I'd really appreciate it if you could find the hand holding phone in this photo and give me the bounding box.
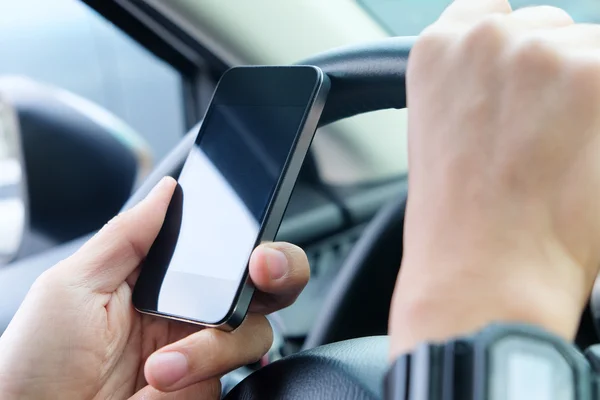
[133,66,329,329]
[0,173,313,397]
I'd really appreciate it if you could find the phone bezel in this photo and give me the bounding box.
[133,65,330,330]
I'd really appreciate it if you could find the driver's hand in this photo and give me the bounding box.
[0,177,310,399]
[390,0,600,356]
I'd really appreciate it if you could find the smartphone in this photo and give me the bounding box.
[132,66,329,330]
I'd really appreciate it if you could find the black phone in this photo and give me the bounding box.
[132,65,330,330]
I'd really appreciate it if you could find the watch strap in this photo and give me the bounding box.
[385,323,597,400]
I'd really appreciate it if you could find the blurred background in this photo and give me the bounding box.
[2,0,597,165]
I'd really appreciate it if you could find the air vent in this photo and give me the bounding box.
[305,224,365,279]
[275,224,366,337]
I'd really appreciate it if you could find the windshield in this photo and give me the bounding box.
[358,0,600,35]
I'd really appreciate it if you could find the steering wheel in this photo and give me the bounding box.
[1,36,598,399]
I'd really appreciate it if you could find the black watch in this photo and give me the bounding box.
[385,323,600,400]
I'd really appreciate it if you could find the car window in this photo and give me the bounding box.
[358,0,600,36]
[0,0,186,161]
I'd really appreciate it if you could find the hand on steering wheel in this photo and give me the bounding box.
[0,177,310,399]
[391,0,600,356]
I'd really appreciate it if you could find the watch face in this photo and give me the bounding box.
[488,336,574,400]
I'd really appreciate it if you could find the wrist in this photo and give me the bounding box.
[389,255,587,359]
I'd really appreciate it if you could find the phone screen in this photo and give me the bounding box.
[133,67,323,324]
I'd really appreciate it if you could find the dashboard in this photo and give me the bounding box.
[275,177,408,339]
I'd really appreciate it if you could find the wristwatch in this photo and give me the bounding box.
[385,323,600,400]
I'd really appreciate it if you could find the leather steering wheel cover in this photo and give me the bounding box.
[224,336,389,400]
[300,36,415,127]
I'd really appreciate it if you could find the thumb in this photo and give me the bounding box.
[60,177,176,293]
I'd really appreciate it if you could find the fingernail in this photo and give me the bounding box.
[147,352,188,387]
[264,247,288,280]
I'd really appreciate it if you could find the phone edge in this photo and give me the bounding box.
[135,66,331,331]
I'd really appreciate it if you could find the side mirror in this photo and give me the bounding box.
[0,95,28,264]
[0,76,153,244]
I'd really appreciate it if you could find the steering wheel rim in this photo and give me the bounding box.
[301,36,414,127]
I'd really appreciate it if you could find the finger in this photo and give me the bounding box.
[533,24,600,52]
[64,177,176,293]
[129,380,221,400]
[439,0,511,25]
[510,6,574,30]
[248,242,310,314]
[144,313,272,392]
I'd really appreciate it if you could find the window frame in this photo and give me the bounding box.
[81,0,228,131]
[80,0,326,187]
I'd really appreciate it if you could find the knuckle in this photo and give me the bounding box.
[411,23,460,61]
[33,268,57,289]
[255,315,273,355]
[104,212,128,232]
[31,266,67,294]
[414,28,451,51]
[462,15,509,52]
[189,329,225,375]
[409,30,450,72]
[286,245,309,272]
[240,314,272,359]
[509,35,561,75]
[202,327,222,347]
[100,212,146,261]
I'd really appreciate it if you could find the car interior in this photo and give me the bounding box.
[1,1,599,399]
